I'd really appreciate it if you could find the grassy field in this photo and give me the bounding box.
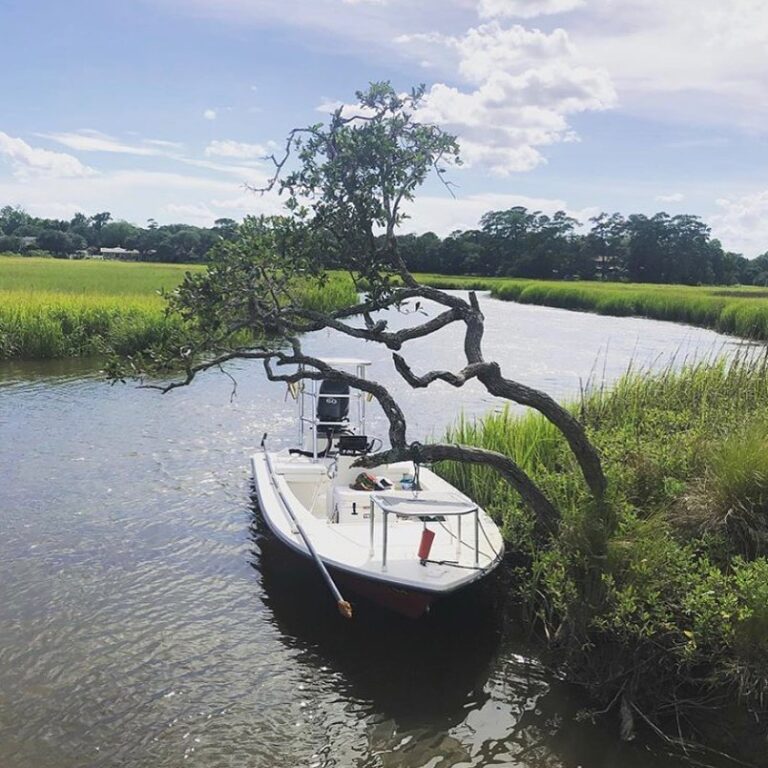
[0,255,357,359]
[0,256,192,358]
[438,354,768,738]
[415,273,768,340]
[7,255,768,358]
[0,254,204,295]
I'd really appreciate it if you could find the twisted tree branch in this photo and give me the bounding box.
[356,441,559,534]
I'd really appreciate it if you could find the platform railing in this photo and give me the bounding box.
[368,494,481,571]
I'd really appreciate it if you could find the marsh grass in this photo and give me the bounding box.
[492,279,768,340]
[437,352,768,721]
[681,422,768,559]
[0,257,358,359]
[411,272,768,341]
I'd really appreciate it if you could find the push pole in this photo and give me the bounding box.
[263,448,352,619]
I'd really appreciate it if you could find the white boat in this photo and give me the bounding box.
[251,358,504,618]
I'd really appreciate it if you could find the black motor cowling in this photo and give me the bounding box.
[317,379,350,431]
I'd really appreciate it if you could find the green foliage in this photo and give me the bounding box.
[275,82,460,298]
[0,254,203,294]
[681,422,768,558]
[0,204,229,263]
[400,208,753,285]
[438,356,768,717]
[0,253,356,359]
[0,290,180,358]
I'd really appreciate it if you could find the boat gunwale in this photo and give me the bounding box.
[251,452,504,598]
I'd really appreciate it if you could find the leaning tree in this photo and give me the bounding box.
[108,82,606,539]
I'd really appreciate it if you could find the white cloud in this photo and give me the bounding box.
[161,202,219,223]
[41,129,164,156]
[0,131,96,179]
[316,99,344,113]
[656,192,684,203]
[478,0,584,19]
[399,22,615,174]
[156,0,768,130]
[204,139,269,159]
[203,109,217,120]
[0,164,282,229]
[709,191,768,257]
[144,138,186,150]
[403,191,597,236]
[571,0,768,127]
[41,129,268,183]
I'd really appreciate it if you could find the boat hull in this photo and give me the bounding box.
[251,451,504,619]
[257,503,439,618]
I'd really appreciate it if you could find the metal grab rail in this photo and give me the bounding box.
[368,493,481,571]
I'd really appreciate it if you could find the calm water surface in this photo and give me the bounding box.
[1,295,744,767]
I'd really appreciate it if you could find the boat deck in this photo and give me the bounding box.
[252,450,504,595]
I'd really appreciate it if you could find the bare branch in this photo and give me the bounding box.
[287,306,460,350]
[393,354,487,387]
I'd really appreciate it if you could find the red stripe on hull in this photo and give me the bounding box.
[331,568,435,619]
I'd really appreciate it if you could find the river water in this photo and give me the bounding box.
[0,295,743,768]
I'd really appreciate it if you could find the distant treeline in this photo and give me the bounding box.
[4,203,768,285]
[0,205,239,263]
[397,209,768,286]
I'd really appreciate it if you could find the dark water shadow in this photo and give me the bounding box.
[248,498,506,730]
[247,493,750,768]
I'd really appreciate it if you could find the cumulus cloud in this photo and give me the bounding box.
[478,0,584,19]
[570,0,768,127]
[203,109,217,120]
[0,131,96,179]
[398,22,615,174]
[709,191,768,257]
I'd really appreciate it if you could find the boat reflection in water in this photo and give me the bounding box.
[250,505,708,768]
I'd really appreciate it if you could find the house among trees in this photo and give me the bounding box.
[99,246,141,260]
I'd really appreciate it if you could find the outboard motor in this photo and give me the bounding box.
[317,379,350,434]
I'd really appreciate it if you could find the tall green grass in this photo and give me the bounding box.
[487,278,768,340]
[412,272,768,341]
[0,290,181,358]
[0,257,358,359]
[438,354,768,723]
[0,255,202,295]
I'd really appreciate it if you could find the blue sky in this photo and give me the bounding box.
[2,0,768,255]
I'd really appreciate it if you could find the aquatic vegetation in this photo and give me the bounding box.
[439,354,768,726]
[680,422,768,559]
[0,290,179,358]
[0,256,358,359]
[0,254,202,295]
[411,273,768,341]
